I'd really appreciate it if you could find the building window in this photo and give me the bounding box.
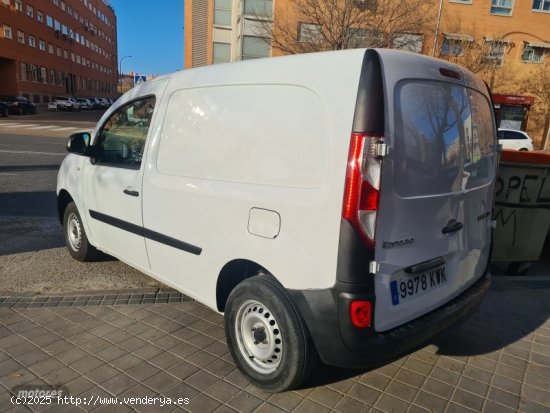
[46,15,53,27]
[26,4,33,17]
[2,0,10,6]
[441,34,473,55]
[60,1,66,11]
[243,0,272,18]
[490,0,514,16]
[48,43,54,53]
[28,35,35,47]
[3,25,12,39]
[29,64,38,82]
[57,71,63,86]
[50,69,55,84]
[484,41,506,65]
[53,0,59,6]
[37,11,43,22]
[39,40,46,51]
[15,0,21,11]
[297,23,322,43]
[54,20,61,31]
[214,0,232,26]
[40,67,47,84]
[522,45,545,63]
[450,0,472,3]
[17,30,24,43]
[242,35,270,59]
[20,62,26,81]
[63,49,68,59]
[392,33,423,53]
[213,42,231,64]
[532,0,550,11]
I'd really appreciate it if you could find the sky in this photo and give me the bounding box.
[109,0,184,76]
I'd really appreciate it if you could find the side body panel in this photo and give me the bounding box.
[141,50,366,308]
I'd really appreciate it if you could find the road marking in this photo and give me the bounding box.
[0,123,19,127]
[5,124,40,128]
[0,149,65,156]
[27,125,57,130]
[0,173,19,176]
[51,127,78,131]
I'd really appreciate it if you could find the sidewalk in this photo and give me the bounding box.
[1,276,549,413]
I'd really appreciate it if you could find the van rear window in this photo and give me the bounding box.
[394,81,495,197]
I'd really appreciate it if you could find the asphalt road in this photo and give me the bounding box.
[0,112,162,294]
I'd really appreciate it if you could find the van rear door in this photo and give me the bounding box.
[372,50,497,332]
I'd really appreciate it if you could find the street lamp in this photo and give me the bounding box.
[119,55,132,94]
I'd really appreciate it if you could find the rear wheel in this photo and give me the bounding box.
[225,275,318,392]
[63,202,100,262]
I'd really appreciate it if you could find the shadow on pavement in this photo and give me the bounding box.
[0,190,57,217]
[0,164,61,172]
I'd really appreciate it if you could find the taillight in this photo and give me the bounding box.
[350,300,372,328]
[342,133,384,248]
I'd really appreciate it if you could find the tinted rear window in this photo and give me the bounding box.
[394,81,495,196]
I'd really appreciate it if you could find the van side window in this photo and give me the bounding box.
[94,96,156,169]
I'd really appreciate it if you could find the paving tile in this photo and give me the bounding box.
[374,393,410,413]
[15,349,51,367]
[307,387,343,409]
[462,365,494,384]
[162,381,200,401]
[142,371,180,393]
[204,358,235,378]
[28,358,66,377]
[94,345,128,362]
[166,360,200,381]
[205,380,240,403]
[186,351,217,369]
[111,354,143,370]
[186,393,221,413]
[358,373,391,391]
[64,376,97,396]
[184,370,220,391]
[56,348,88,365]
[394,368,425,388]
[481,400,517,413]
[42,366,80,385]
[87,364,121,384]
[518,399,549,413]
[149,352,182,370]
[451,388,484,412]
[126,361,162,382]
[521,383,550,407]
[116,336,148,353]
[267,391,304,411]
[226,390,263,413]
[292,399,330,413]
[102,373,140,395]
[346,382,380,405]
[384,380,417,403]
[422,378,454,399]
[168,342,199,359]
[69,355,105,374]
[445,402,478,413]
[457,375,489,398]
[131,344,165,360]
[414,390,447,412]
[334,396,369,413]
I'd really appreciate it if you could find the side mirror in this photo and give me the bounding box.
[66,132,91,155]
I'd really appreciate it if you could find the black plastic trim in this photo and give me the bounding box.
[405,257,445,274]
[335,219,375,286]
[288,270,491,368]
[352,49,385,134]
[89,210,202,255]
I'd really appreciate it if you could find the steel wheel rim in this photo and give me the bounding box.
[67,212,82,252]
[235,299,283,374]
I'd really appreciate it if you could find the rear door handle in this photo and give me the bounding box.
[442,219,463,234]
[123,188,139,197]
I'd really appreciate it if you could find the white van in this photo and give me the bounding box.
[57,49,496,392]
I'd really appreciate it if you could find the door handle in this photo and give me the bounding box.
[123,188,139,197]
[442,219,463,234]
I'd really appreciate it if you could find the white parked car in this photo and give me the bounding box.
[76,98,92,110]
[57,49,496,392]
[497,128,534,151]
[49,96,79,111]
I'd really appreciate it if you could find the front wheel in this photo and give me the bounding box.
[63,202,99,262]
[225,275,318,392]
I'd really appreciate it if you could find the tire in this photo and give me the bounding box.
[225,275,318,392]
[63,202,100,262]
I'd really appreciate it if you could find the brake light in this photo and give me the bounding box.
[350,300,372,328]
[342,133,384,248]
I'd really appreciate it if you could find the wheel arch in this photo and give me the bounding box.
[216,259,271,312]
[57,189,74,224]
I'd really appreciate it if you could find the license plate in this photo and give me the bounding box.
[390,266,447,305]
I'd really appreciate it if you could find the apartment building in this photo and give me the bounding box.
[0,0,118,104]
[184,0,550,142]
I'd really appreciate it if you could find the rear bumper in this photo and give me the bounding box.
[288,272,491,368]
